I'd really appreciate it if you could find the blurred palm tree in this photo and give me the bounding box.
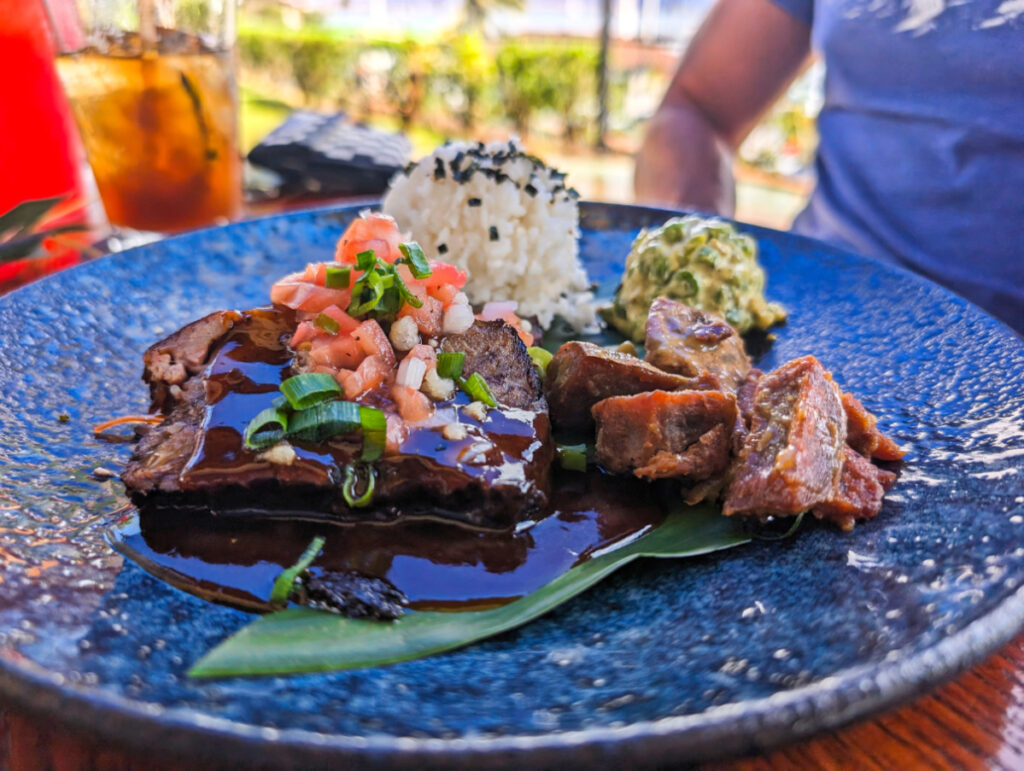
[460,0,525,34]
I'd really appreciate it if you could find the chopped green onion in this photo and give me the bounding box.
[271,395,288,410]
[436,352,465,380]
[355,250,377,271]
[269,535,326,607]
[288,400,361,443]
[342,246,433,322]
[280,373,342,410]
[324,265,351,289]
[527,347,553,378]
[374,287,402,317]
[397,242,432,279]
[348,269,386,316]
[314,313,340,335]
[390,262,423,309]
[342,464,376,508]
[359,406,387,461]
[556,443,589,472]
[461,371,497,408]
[243,406,289,450]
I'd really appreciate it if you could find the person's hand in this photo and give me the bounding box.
[634,0,812,215]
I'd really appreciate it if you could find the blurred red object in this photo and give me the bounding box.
[0,0,90,291]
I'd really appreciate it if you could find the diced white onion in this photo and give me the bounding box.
[396,355,427,391]
[443,303,475,335]
[388,315,420,352]
[479,301,518,321]
[422,368,456,401]
[453,291,469,306]
[442,422,468,441]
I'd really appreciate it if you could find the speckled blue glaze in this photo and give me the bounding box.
[1,202,1023,768]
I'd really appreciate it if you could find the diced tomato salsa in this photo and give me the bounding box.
[269,212,529,431]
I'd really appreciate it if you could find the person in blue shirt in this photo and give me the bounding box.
[634,0,1023,334]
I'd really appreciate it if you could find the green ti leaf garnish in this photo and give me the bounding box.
[189,503,749,677]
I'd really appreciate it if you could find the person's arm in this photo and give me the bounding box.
[634,0,812,215]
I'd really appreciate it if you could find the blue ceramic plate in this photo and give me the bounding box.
[1,203,1023,767]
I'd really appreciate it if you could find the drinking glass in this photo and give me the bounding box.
[44,0,241,233]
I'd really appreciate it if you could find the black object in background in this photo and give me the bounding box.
[248,112,412,197]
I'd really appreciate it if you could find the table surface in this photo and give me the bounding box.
[2,201,1022,769]
[3,634,1023,769]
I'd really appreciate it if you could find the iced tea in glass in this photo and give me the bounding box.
[46,0,241,233]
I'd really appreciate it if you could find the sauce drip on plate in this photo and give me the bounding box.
[110,470,666,613]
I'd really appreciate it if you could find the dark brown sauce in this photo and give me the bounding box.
[179,309,549,495]
[114,308,667,613]
[110,469,667,612]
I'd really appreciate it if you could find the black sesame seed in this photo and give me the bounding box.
[489,226,499,241]
[434,157,445,179]
[524,183,538,197]
[438,243,448,254]
[468,198,482,207]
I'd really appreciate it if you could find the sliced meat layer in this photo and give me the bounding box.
[440,320,542,410]
[143,309,245,412]
[723,355,847,518]
[813,446,898,530]
[123,308,553,530]
[545,340,717,431]
[841,391,905,461]
[592,390,737,481]
[644,297,751,393]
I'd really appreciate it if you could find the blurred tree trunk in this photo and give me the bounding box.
[596,0,612,150]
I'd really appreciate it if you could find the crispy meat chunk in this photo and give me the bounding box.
[841,391,905,461]
[440,320,542,410]
[545,340,717,431]
[300,571,408,620]
[123,379,209,494]
[733,367,763,454]
[813,446,898,530]
[723,356,847,518]
[143,310,244,412]
[644,298,751,393]
[592,390,737,481]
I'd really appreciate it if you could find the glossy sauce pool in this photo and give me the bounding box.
[112,308,669,613]
[110,469,667,613]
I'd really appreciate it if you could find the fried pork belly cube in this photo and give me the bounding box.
[732,367,763,454]
[812,446,898,530]
[545,340,717,431]
[723,356,847,518]
[644,297,752,393]
[592,390,737,481]
[841,391,905,461]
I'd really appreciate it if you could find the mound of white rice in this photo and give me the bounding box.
[382,139,595,330]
